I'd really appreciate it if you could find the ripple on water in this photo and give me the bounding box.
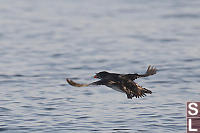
[163,13,200,19]
[0,128,8,131]
[0,107,11,112]
[44,107,56,111]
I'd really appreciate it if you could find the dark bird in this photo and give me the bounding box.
[66,65,157,99]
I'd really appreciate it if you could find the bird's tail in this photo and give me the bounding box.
[130,84,152,98]
[142,88,152,94]
[136,83,152,94]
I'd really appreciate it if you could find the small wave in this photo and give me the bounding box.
[0,128,8,131]
[0,107,11,112]
[113,128,131,131]
[182,58,200,62]
[77,116,91,119]
[163,13,200,19]
[44,107,56,111]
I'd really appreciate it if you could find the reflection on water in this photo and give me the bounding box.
[0,0,200,132]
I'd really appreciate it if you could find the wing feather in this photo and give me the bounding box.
[66,78,105,87]
[66,79,89,87]
[121,65,157,80]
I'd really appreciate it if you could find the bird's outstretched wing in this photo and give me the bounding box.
[66,79,90,87]
[121,65,157,80]
[141,65,157,77]
[66,78,105,87]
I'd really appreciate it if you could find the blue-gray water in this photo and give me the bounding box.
[0,0,200,132]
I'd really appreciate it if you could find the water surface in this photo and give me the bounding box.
[0,0,200,132]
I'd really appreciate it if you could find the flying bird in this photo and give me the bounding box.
[66,65,157,99]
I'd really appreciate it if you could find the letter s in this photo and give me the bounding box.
[188,102,198,116]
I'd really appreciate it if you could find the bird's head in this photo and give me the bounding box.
[94,71,109,79]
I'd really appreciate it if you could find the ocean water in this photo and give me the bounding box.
[0,0,200,132]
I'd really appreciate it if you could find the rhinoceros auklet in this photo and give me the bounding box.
[66,65,157,99]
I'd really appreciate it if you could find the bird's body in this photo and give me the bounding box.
[67,65,157,99]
